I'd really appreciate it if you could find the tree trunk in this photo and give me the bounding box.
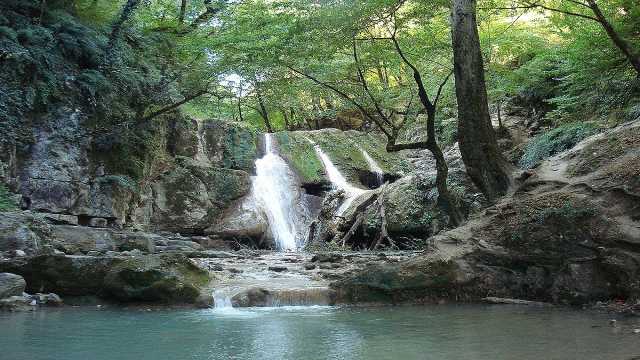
[586,0,640,77]
[451,0,510,201]
[178,0,187,23]
[256,89,273,133]
[108,0,142,50]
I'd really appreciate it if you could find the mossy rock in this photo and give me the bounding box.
[104,254,209,303]
[273,129,410,187]
[151,158,251,233]
[332,259,463,304]
[203,120,257,172]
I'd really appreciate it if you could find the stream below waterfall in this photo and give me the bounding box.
[1,305,639,360]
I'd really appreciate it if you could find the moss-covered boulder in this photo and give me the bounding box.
[273,129,409,188]
[0,254,118,296]
[0,253,209,304]
[151,158,251,233]
[104,254,209,303]
[332,258,473,304]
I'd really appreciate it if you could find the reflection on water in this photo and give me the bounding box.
[1,305,639,360]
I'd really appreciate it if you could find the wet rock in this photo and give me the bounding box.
[89,218,108,228]
[231,287,269,307]
[227,268,242,274]
[268,266,288,272]
[0,272,26,298]
[194,292,214,308]
[103,254,209,303]
[206,194,268,246]
[0,295,34,311]
[304,263,317,270]
[30,292,63,306]
[43,213,79,225]
[311,253,343,263]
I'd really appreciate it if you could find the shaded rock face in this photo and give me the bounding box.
[10,108,135,225]
[1,108,258,239]
[0,272,26,298]
[0,212,50,254]
[0,254,209,304]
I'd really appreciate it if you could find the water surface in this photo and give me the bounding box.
[1,305,639,360]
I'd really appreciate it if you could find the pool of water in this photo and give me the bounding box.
[1,305,639,360]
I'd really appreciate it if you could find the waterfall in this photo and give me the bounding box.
[252,134,308,251]
[307,138,366,214]
[358,147,385,187]
[213,289,233,309]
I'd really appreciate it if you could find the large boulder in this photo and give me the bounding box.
[150,158,250,234]
[0,254,210,304]
[0,255,117,296]
[103,254,209,303]
[0,272,26,298]
[206,194,269,246]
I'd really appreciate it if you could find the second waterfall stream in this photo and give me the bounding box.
[252,133,309,251]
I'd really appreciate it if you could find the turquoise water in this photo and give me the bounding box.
[1,305,639,360]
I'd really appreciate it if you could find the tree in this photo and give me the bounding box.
[451,0,511,201]
[513,0,640,77]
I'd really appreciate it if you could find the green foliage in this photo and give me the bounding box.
[519,122,599,169]
[0,183,17,211]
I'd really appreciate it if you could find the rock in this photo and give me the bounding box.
[103,253,210,303]
[194,292,213,308]
[227,268,242,274]
[0,212,49,254]
[304,263,317,270]
[232,287,270,307]
[43,213,79,225]
[268,266,288,272]
[0,255,118,296]
[482,297,552,306]
[311,253,343,263]
[210,264,224,271]
[31,293,63,306]
[0,295,34,311]
[206,194,269,246]
[88,217,108,228]
[49,225,116,253]
[0,272,26,298]
[150,159,250,234]
[13,250,27,257]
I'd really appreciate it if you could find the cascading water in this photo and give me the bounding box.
[252,134,308,251]
[358,147,385,187]
[306,138,366,214]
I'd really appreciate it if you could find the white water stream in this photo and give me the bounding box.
[252,134,308,251]
[306,138,366,214]
[358,147,385,187]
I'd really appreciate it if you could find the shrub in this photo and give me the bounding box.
[519,122,598,169]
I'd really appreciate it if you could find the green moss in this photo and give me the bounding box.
[519,122,599,169]
[274,131,325,184]
[274,129,410,186]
